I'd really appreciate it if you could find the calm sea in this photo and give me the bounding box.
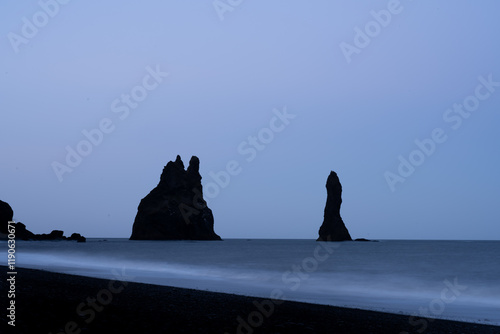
[10,239,500,326]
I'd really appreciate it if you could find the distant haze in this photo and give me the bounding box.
[1,1,499,239]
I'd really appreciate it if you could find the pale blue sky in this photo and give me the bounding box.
[1,1,499,239]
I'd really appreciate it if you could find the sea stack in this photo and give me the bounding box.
[0,199,14,235]
[130,155,221,240]
[317,171,352,241]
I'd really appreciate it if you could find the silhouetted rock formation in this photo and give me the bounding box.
[10,224,86,242]
[69,233,86,242]
[0,199,86,242]
[317,171,352,242]
[130,155,221,240]
[354,238,375,242]
[0,199,14,234]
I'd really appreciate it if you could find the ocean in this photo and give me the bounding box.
[11,239,500,326]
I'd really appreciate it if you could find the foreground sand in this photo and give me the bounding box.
[1,266,498,334]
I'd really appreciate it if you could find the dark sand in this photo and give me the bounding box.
[1,266,498,334]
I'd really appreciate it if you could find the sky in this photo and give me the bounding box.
[1,1,499,240]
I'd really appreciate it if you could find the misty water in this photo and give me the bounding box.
[11,239,500,326]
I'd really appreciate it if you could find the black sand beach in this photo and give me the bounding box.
[1,266,498,334]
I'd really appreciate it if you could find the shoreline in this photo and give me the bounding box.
[2,266,499,333]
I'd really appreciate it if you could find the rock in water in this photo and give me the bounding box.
[317,171,352,241]
[0,199,86,241]
[0,200,14,234]
[130,155,221,240]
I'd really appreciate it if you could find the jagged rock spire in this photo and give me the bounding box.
[130,155,221,240]
[317,171,352,241]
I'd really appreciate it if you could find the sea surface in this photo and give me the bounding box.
[9,239,500,326]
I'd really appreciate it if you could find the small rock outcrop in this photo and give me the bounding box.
[317,171,352,242]
[130,155,221,240]
[0,199,86,242]
[0,200,14,235]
